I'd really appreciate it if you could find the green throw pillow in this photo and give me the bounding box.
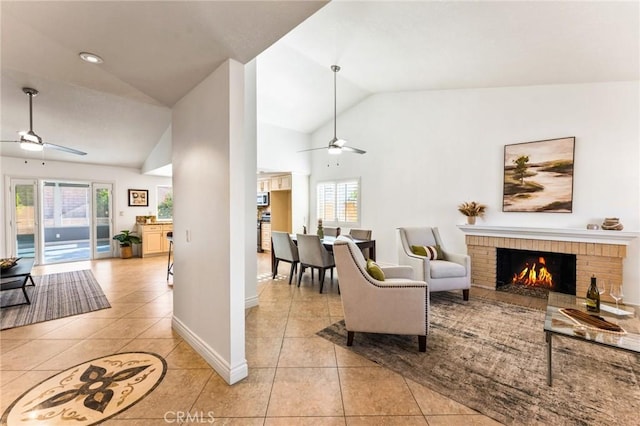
[411,244,443,260]
[366,259,385,281]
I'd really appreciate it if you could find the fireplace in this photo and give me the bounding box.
[460,225,633,301]
[496,248,576,298]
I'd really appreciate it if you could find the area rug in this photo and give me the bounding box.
[1,270,110,330]
[317,292,640,425]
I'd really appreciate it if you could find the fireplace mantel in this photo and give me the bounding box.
[457,225,638,246]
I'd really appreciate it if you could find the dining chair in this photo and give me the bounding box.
[296,233,336,293]
[271,231,299,284]
[349,229,372,259]
[323,226,341,237]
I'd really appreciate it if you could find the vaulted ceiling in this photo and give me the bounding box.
[0,0,327,167]
[1,1,637,168]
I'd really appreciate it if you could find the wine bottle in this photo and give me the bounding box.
[586,275,600,313]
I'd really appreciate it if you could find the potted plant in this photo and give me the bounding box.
[112,230,142,259]
[458,201,486,225]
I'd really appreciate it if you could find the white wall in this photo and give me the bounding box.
[0,156,171,257]
[256,122,311,237]
[244,59,259,309]
[309,81,640,304]
[171,59,249,385]
[142,124,172,175]
[291,172,310,234]
[257,122,311,175]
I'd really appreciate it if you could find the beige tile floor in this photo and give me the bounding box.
[0,253,522,425]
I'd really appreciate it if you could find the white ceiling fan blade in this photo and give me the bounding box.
[341,146,367,154]
[44,142,87,155]
[297,146,330,153]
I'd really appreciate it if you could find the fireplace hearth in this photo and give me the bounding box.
[496,248,576,298]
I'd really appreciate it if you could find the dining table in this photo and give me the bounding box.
[271,235,376,275]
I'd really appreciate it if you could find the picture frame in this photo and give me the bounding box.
[502,137,575,213]
[128,189,149,207]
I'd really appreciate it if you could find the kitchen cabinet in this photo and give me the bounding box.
[138,223,173,257]
[270,174,291,191]
[257,179,270,193]
[261,223,271,252]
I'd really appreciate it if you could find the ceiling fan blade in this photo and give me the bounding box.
[43,142,87,156]
[341,146,367,154]
[297,146,330,153]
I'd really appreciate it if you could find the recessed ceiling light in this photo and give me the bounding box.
[79,52,103,64]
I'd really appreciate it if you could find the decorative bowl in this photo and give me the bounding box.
[0,257,20,271]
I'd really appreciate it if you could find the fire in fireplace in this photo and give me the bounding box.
[512,256,554,287]
[496,248,576,298]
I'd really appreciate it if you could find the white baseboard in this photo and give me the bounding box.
[171,316,248,385]
[245,295,259,309]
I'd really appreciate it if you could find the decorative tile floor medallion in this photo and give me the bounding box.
[1,352,167,425]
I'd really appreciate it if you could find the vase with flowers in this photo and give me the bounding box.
[458,201,486,225]
[317,218,324,239]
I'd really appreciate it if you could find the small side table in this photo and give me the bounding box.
[1,258,36,308]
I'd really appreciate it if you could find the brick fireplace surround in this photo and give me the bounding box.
[458,225,638,302]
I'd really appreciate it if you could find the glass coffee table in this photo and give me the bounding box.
[544,291,639,386]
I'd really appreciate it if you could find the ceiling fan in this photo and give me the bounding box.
[299,65,366,155]
[1,87,87,156]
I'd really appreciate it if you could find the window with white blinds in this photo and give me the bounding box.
[317,179,360,226]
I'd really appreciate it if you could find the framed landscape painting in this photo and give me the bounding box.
[502,137,575,212]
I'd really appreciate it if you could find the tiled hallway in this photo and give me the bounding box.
[1,253,502,424]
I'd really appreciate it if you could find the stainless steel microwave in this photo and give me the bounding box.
[257,192,269,206]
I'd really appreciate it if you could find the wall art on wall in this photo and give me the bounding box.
[128,189,149,207]
[503,137,575,213]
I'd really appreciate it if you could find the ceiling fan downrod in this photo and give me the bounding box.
[331,65,340,141]
[23,87,39,133]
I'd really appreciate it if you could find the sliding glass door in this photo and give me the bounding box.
[10,179,38,259]
[8,178,114,264]
[42,181,91,263]
[93,183,113,259]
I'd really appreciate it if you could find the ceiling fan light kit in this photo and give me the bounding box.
[328,145,342,155]
[298,65,366,156]
[20,141,44,152]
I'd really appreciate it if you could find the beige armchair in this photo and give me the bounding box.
[397,227,471,301]
[333,236,429,352]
